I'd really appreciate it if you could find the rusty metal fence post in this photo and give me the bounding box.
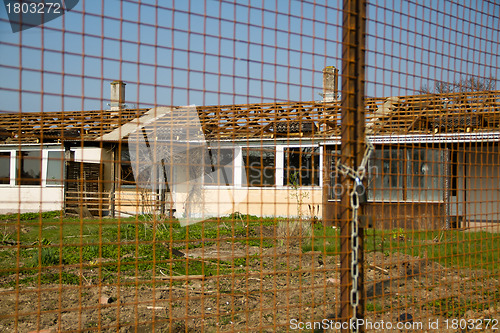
[340,0,367,332]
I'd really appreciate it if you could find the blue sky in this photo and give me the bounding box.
[0,0,498,113]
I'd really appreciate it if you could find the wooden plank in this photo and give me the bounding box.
[0,91,499,144]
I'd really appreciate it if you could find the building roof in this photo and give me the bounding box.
[0,90,499,144]
[366,90,500,136]
[0,108,150,144]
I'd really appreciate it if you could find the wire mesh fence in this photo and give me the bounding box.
[0,1,499,332]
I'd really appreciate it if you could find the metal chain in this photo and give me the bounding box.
[350,187,360,332]
[335,140,373,333]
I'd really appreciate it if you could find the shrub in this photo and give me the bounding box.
[277,220,312,246]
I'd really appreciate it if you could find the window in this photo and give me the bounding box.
[120,144,136,186]
[204,148,234,186]
[46,151,64,185]
[327,145,445,202]
[368,147,403,200]
[326,150,342,200]
[284,147,320,186]
[17,151,42,185]
[406,148,443,201]
[0,152,10,184]
[121,143,172,190]
[242,147,275,187]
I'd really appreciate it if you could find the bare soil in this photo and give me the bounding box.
[1,241,499,332]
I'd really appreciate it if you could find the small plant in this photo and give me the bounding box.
[0,210,62,221]
[308,204,320,224]
[391,228,406,241]
[228,211,248,228]
[1,227,13,243]
[288,171,310,221]
[277,219,312,246]
[424,297,490,318]
[229,211,244,220]
[32,247,61,266]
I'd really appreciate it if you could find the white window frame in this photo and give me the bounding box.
[42,149,65,187]
[281,144,323,189]
[240,145,278,188]
[0,148,65,187]
[201,143,323,190]
[0,150,15,186]
[202,146,237,189]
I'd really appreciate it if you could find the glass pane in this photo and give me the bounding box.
[407,148,444,201]
[0,152,10,184]
[284,147,320,186]
[17,151,41,185]
[47,151,64,185]
[204,148,234,185]
[242,148,275,187]
[327,150,342,200]
[120,145,136,186]
[368,147,403,200]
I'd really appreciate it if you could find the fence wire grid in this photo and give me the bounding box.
[0,0,499,332]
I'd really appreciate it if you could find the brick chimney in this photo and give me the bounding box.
[322,66,338,102]
[110,80,126,111]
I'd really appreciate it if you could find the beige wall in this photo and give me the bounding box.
[115,187,323,219]
[201,187,323,218]
[100,146,114,192]
[466,145,500,222]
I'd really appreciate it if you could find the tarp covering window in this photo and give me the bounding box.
[204,148,234,186]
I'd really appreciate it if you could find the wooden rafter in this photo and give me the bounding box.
[0,90,499,144]
[0,109,150,143]
[365,90,500,134]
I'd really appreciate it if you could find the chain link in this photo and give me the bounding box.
[335,140,373,333]
[350,188,360,332]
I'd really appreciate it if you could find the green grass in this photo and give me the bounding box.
[424,291,499,318]
[305,225,500,271]
[0,211,277,285]
[2,211,499,287]
[303,224,340,254]
[366,301,383,312]
[0,210,63,221]
[384,229,500,271]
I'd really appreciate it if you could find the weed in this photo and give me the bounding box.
[366,302,384,312]
[288,171,310,220]
[219,315,234,325]
[306,227,500,271]
[226,212,259,221]
[4,213,500,288]
[277,219,311,246]
[424,297,492,318]
[0,211,62,221]
[391,228,406,241]
[29,247,62,267]
[232,257,247,266]
[6,271,80,287]
[40,247,60,265]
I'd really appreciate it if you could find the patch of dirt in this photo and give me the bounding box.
[1,243,499,332]
[186,242,261,261]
